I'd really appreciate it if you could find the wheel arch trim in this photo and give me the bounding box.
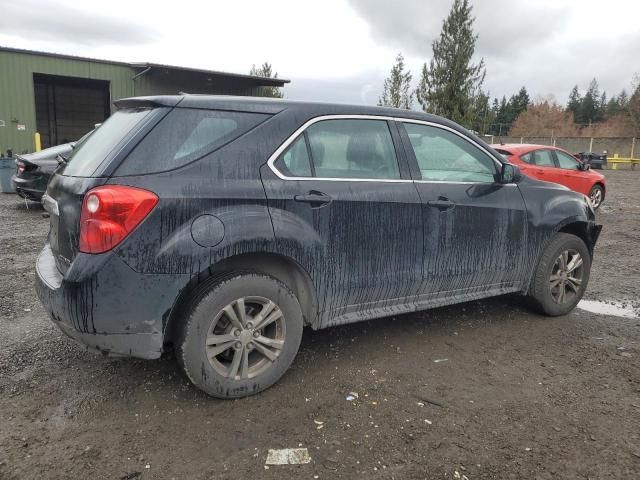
[523,217,597,295]
[163,252,318,348]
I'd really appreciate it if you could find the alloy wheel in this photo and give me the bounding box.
[590,187,603,209]
[205,296,285,380]
[549,249,584,304]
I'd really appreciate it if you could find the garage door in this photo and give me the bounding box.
[33,73,110,148]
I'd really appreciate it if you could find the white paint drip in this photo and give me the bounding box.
[577,300,639,319]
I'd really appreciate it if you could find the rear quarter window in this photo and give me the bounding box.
[115,108,270,176]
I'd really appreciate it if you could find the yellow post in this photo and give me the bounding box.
[34,132,42,152]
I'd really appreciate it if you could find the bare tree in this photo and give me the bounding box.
[628,74,640,133]
[510,101,579,137]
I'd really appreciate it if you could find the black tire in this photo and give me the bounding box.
[589,184,604,210]
[528,233,591,316]
[176,272,303,398]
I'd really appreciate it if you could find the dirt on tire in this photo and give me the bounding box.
[1,171,639,479]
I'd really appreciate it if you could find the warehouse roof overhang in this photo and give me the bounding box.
[130,62,289,87]
[0,46,290,87]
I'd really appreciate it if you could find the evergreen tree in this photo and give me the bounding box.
[511,87,530,114]
[249,62,284,98]
[415,0,486,124]
[567,85,581,121]
[607,95,622,117]
[607,89,630,118]
[599,92,607,119]
[378,53,413,109]
[489,88,529,134]
[493,96,509,135]
[618,89,629,108]
[467,90,492,134]
[577,78,603,125]
[491,97,499,113]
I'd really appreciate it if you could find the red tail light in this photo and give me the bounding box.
[79,185,158,254]
[17,162,26,174]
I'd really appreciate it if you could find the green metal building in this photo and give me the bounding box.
[0,47,289,154]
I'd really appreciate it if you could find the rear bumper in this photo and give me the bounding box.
[50,317,162,359]
[12,175,45,201]
[35,244,187,359]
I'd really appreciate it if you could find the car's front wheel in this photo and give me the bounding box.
[176,273,304,398]
[528,233,591,316]
[589,184,604,209]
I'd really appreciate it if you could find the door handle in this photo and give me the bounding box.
[294,191,332,208]
[427,198,455,211]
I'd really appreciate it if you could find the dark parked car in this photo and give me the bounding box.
[36,95,602,398]
[13,129,95,201]
[576,152,607,170]
[13,143,74,200]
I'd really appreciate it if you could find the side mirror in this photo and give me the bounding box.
[578,163,590,171]
[500,163,520,184]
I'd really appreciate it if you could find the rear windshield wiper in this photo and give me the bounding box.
[56,154,68,166]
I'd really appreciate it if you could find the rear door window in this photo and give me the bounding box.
[273,119,401,180]
[62,108,153,177]
[531,150,555,167]
[305,119,400,179]
[115,108,270,175]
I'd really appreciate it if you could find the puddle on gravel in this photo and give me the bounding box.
[577,300,639,319]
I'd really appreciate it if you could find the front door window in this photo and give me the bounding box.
[403,123,496,183]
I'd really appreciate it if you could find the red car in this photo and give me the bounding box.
[492,144,607,209]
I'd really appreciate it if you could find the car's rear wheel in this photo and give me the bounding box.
[176,273,303,398]
[589,184,604,209]
[528,233,591,316]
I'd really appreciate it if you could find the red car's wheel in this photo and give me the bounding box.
[589,184,604,209]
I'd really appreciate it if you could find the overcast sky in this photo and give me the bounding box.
[1,0,638,106]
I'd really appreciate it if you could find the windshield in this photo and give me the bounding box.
[62,108,153,177]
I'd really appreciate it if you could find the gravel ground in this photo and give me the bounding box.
[1,171,639,480]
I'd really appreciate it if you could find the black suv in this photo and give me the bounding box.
[36,96,601,398]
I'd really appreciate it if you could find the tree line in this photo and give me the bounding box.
[377,0,640,138]
[252,0,639,138]
[487,79,640,137]
[507,79,640,138]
